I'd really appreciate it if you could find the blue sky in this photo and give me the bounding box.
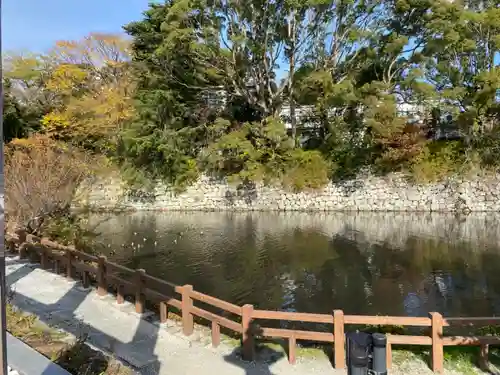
[2,0,154,53]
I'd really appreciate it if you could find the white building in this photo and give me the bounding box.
[202,87,439,130]
[279,102,428,130]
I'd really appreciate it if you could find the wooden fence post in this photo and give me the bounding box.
[386,337,393,370]
[97,256,107,296]
[289,335,297,365]
[82,271,90,289]
[40,246,49,269]
[116,285,124,305]
[479,344,489,372]
[19,243,29,260]
[211,321,221,348]
[160,302,168,324]
[242,304,255,361]
[334,309,345,369]
[430,312,444,374]
[181,285,194,336]
[65,249,74,280]
[135,269,146,314]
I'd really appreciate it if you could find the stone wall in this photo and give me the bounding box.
[77,172,500,212]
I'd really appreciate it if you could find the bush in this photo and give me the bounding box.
[282,150,331,191]
[472,129,500,169]
[410,140,467,183]
[201,117,293,184]
[374,124,428,174]
[40,213,105,253]
[4,135,97,233]
[201,118,331,190]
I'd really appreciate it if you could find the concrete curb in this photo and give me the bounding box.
[7,333,71,375]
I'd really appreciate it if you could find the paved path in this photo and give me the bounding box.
[6,256,342,375]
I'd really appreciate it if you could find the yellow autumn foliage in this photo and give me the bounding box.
[51,33,130,68]
[33,33,134,151]
[41,75,135,151]
[41,112,71,128]
[45,64,88,93]
[4,53,47,82]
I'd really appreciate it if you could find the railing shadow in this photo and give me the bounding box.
[443,333,500,375]
[487,350,500,375]
[6,259,161,375]
[223,323,285,375]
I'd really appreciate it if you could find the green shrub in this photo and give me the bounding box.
[472,129,500,169]
[283,150,331,191]
[200,118,331,191]
[361,324,407,335]
[200,118,332,191]
[477,325,500,336]
[41,213,104,255]
[201,118,287,183]
[410,140,467,183]
[201,126,263,184]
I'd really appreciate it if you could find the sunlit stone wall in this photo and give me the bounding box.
[77,172,500,212]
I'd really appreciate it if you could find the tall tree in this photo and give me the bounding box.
[422,0,500,141]
[120,1,217,186]
[121,0,500,187]
[39,34,134,152]
[48,33,131,85]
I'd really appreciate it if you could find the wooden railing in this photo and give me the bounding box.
[5,229,500,374]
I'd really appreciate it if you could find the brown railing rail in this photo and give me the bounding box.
[5,229,500,374]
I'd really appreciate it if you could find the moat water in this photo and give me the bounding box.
[88,211,500,318]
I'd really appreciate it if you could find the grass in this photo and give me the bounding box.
[254,341,328,360]
[227,335,494,374]
[444,347,480,375]
[391,345,500,375]
[6,304,133,375]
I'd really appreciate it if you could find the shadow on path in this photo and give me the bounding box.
[223,324,285,375]
[6,259,161,374]
[6,257,302,375]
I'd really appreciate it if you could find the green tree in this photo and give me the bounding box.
[119,1,218,188]
[121,0,500,188]
[3,53,56,132]
[422,1,500,137]
[3,80,30,142]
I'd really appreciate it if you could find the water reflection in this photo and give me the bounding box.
[88,212,500,317]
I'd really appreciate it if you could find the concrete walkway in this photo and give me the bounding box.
[5,256,341,375]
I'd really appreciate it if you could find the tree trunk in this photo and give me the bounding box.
[290,88,297,147]
[288,15,298,147]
